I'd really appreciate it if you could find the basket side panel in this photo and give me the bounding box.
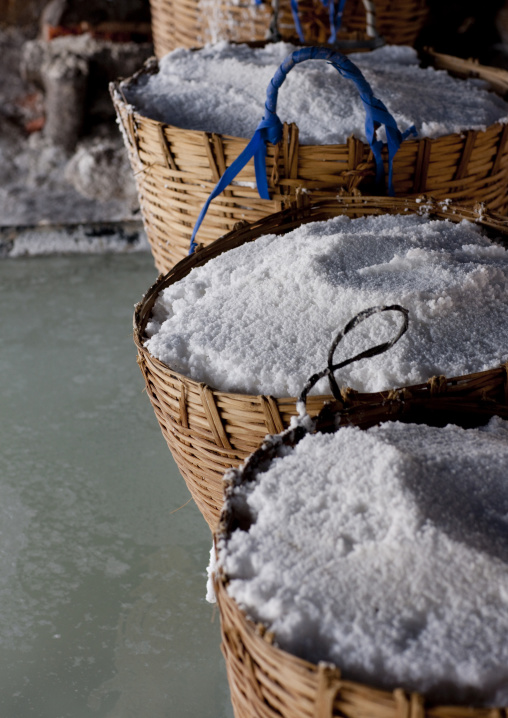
[277,0,429,45]
[119,86,508,276]
[149,0,271,57]
[392,124,508,213]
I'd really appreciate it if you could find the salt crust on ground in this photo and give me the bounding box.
[123,43,508,144]
[0,28,139,228]
[5,224,148,257]
[218,417,508,705]
[145,214,508,396]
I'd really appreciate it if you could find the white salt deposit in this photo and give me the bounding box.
[144,214,508,396]
[197,0,266,45]
[5,222,148,258]
[123,43,508,144]
[217,417,508,705]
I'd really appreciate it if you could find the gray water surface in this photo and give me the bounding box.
[0,253,233,718]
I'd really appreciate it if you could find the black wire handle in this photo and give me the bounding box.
[298,305,409,408]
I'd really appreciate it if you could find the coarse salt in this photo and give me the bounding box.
[144,213,508,397]
[217,416,508,705]
[122,43,508,145]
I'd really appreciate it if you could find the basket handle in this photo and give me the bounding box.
[298,304,409,408]
[189,47,417,254]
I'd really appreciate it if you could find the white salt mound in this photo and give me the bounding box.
[122,43,508,144]
[145,213,508,396]
[217,417,508,705]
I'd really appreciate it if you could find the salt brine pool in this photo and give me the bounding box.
[0,252,233,718]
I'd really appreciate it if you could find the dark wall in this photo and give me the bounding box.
[415,0,507,63]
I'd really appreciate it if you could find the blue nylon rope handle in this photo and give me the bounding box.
[188,46,417,254]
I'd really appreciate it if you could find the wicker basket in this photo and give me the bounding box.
[148,0,429,58]
[112,49,508,275]
[134,196,508,531]
[148,0,273,59]
[278,0,429,47]
[213,392,508,718]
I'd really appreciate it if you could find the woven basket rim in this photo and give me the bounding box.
[112,48,508,146]
[217,393,508,534]
[134,195,508,404]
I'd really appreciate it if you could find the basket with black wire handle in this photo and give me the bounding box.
[213,305,508,718]
[134,196,508,531]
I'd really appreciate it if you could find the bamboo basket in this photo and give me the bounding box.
[112,49,508,275]
[277,0,429,47]
[213,392,508,718]
[134,196,508,531]
[148,0,273,58]
[148,0,429,58]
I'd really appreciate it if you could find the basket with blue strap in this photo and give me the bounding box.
[133,195,508,531]
[148,0,428,59]
[113,44,508,275]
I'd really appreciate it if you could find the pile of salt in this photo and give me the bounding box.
[145,213,508,397]
[133,30,508,709]
[217,417,508,706]
[122,43,508,145]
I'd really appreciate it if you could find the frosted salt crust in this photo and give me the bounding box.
[123,43,508,144]
[145,214,508,396]
[217,417,508,705]
[197,0,263,45]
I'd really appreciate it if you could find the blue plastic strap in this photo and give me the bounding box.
[290,0,346,43]
[290,0,305,42]
[331,0,347,41]
[188,114,282,254]
[328,0,337,43]
[265,47,417,196]
[189,46,417,254]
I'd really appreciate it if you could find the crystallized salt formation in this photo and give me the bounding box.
[144,214,508,396]
[197,0,262,45]
[217,417,508,705]
[122,43,508,144]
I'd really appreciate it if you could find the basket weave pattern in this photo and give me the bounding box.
[148,0,429,58]
[149,0,273,59]
[113,53,508,275]
[278,0,429,46]
[134,197,508,530]
[216,572,351,718]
